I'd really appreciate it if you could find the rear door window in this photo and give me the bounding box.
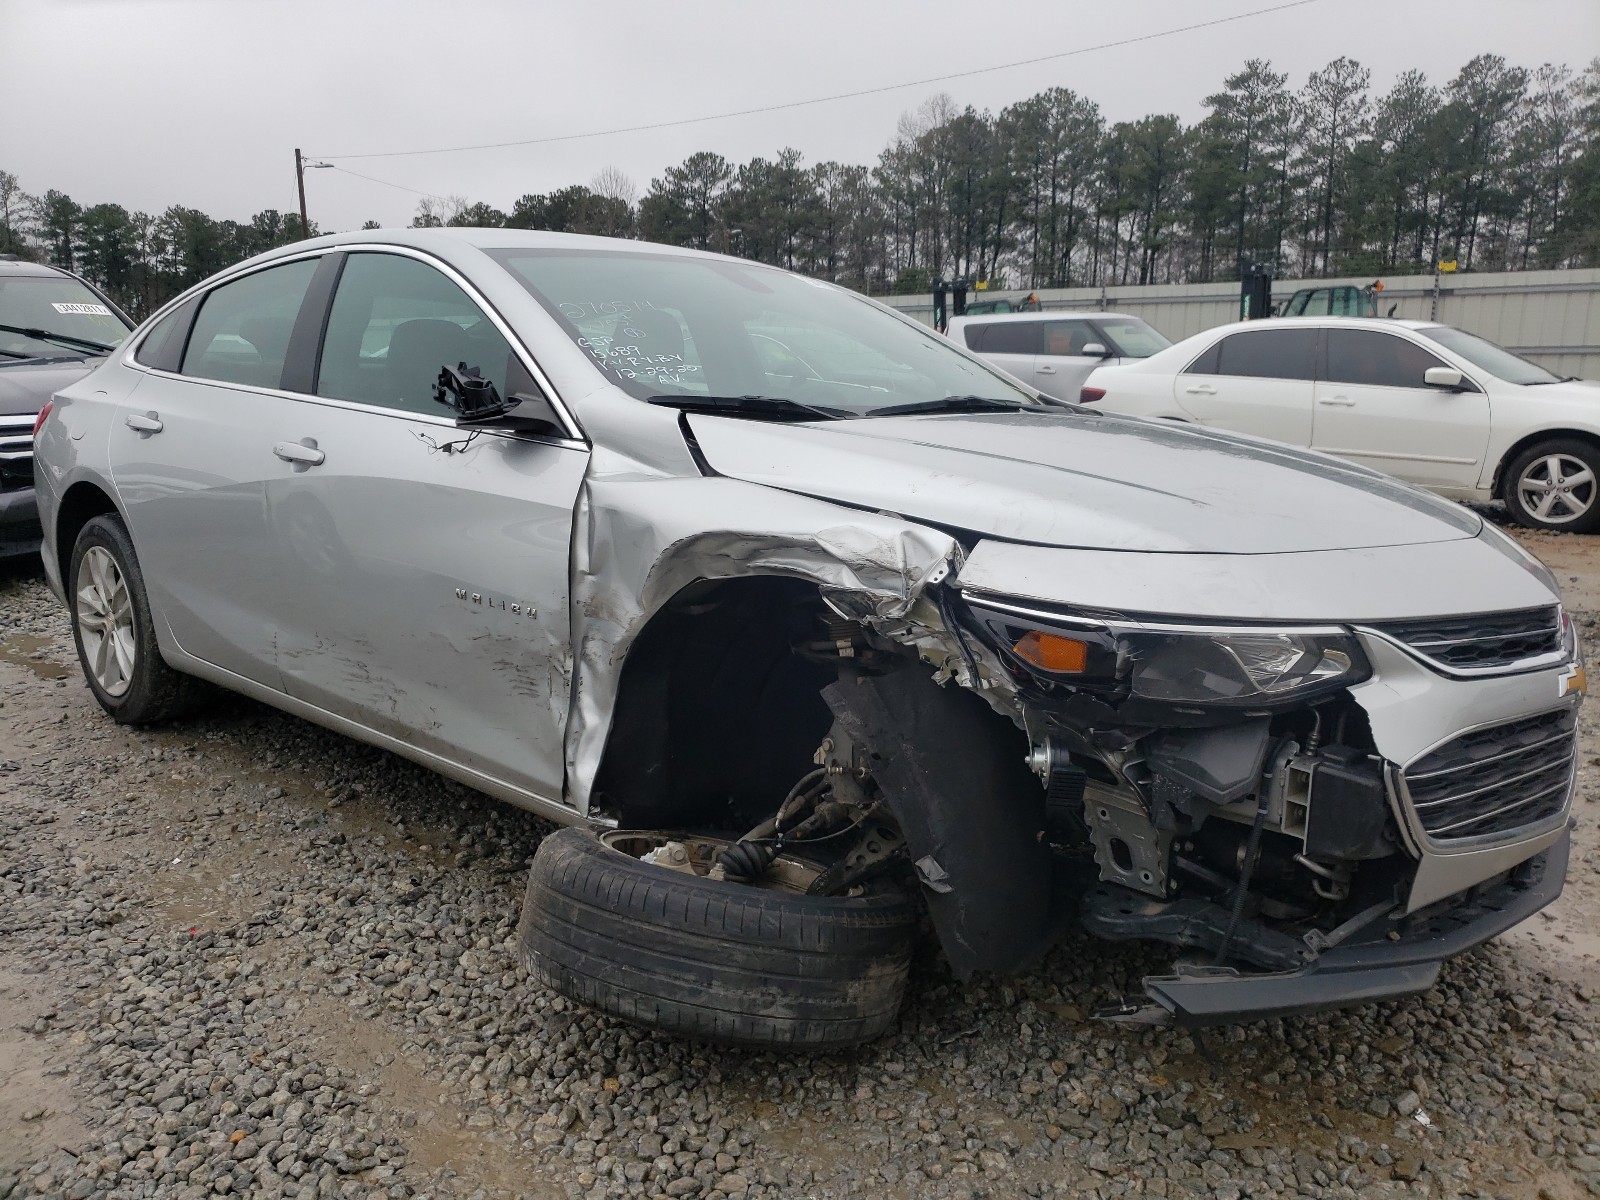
[1324,328,1449,388]
[1212,328,1318,380]
[316,252,519,414]
[134,301,196,372]
[971,322,1038,355]
[181,259,319,389]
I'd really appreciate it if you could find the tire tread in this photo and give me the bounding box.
[517,827,916,1049]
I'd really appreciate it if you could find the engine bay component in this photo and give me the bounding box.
[714,837,780,883]
[1145,720,1272,806]
[1084,780,1174,896]
[1028,737,1090,843]
[807,819,907,895]
[1301,746,1394,860]
[1079,883,1315,972]
[640,840,698,876]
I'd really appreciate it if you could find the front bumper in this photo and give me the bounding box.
[1120,826,1568,1026]
[0,485,41,558]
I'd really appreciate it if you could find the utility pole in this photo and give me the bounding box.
[296,149,310,241]
[293,150,334,239]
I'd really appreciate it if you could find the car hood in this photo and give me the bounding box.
[0,357,98,416]
[687,409,1482,554]
[1511,378,1600,400]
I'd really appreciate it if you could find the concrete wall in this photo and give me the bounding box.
[878,268,1600,380]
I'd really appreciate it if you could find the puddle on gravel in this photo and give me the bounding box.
[0,633,72,680]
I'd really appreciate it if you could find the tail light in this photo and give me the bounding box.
[1078,387,1106,404]
[32,400,54,437]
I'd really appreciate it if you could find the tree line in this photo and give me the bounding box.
[4,53,1597,318]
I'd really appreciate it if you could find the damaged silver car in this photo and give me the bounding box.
[34,230,1581,1048]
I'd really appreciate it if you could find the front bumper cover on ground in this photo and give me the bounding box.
[1098,826,1570,1026]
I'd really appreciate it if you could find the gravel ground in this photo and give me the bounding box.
[3,525,1600,1200]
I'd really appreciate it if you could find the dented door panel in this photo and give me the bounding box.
[266,401,588,804]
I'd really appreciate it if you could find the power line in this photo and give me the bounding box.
[325,164,447,199]
[311,0,1320,162]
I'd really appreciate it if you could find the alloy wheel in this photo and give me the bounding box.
[76,545,136,697]
[1517,453,1596,525]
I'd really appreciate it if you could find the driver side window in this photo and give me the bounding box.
[316,252,517,415]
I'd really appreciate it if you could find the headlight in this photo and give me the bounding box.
[964,594,1371,710]
[1123,628,1365,705]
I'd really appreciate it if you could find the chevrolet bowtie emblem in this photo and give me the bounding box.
[1559,663,1586,698]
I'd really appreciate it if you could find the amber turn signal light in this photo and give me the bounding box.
[1013,630,1089,673]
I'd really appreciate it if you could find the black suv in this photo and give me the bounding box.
[0,256,134,557]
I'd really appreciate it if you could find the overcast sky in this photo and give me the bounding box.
[3,0,1597,233]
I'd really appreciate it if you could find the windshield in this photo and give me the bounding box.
[0,275,132,358]
[1421,325,1561,385]
[487,249,1039,414]
[1096,317,1171,359]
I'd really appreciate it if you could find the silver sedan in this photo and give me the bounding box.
[34,230,1582,1046]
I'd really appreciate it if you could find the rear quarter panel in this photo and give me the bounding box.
[1086,363,1192,420]
[33,362,142,600]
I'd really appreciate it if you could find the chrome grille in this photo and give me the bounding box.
[1403,708,1576,843]
[1370,607,1563,671]
[0,413,37,492]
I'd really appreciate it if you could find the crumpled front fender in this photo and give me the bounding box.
[565,469,965,813]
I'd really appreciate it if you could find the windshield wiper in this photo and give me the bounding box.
[863,394,1042,418]
[0,323,117,355]
[647,394,850,421]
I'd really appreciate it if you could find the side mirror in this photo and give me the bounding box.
[1424,367,1465,391]
[503,390,565,438]
[1081,342,1112,359]
[434,362,521,422]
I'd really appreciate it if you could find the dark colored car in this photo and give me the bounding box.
[0,256,134,557]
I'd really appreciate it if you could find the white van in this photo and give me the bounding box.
[947,311,1171,403]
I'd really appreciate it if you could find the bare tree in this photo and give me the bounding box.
[410,194,472,228]
[590,166,638,207]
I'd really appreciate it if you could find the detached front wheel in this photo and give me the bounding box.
[518,827,917,1049]
[1504,439,1600,533]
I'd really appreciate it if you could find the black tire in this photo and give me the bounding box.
[518,827,918,1049]
[68,514,203,724]
[1502,438,1600,533]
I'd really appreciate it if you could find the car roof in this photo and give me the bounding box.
[190,228,795,299]
[0,257,76,280]
[266,226,736,262]
[1205,315,1438,335]
[949,311,1132,324]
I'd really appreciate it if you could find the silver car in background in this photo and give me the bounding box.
[34,230,1581,1047]
[946,310,1171,403]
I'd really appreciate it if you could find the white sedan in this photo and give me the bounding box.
[1084,316,1600,532]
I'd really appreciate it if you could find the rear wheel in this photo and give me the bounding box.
[1503,439,1600,533]
[69,515,202,723]
[518,826,918,1049]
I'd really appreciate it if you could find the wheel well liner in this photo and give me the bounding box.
[55,481,120,578]
[823,667,1065,978]
[590,575,838,831]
